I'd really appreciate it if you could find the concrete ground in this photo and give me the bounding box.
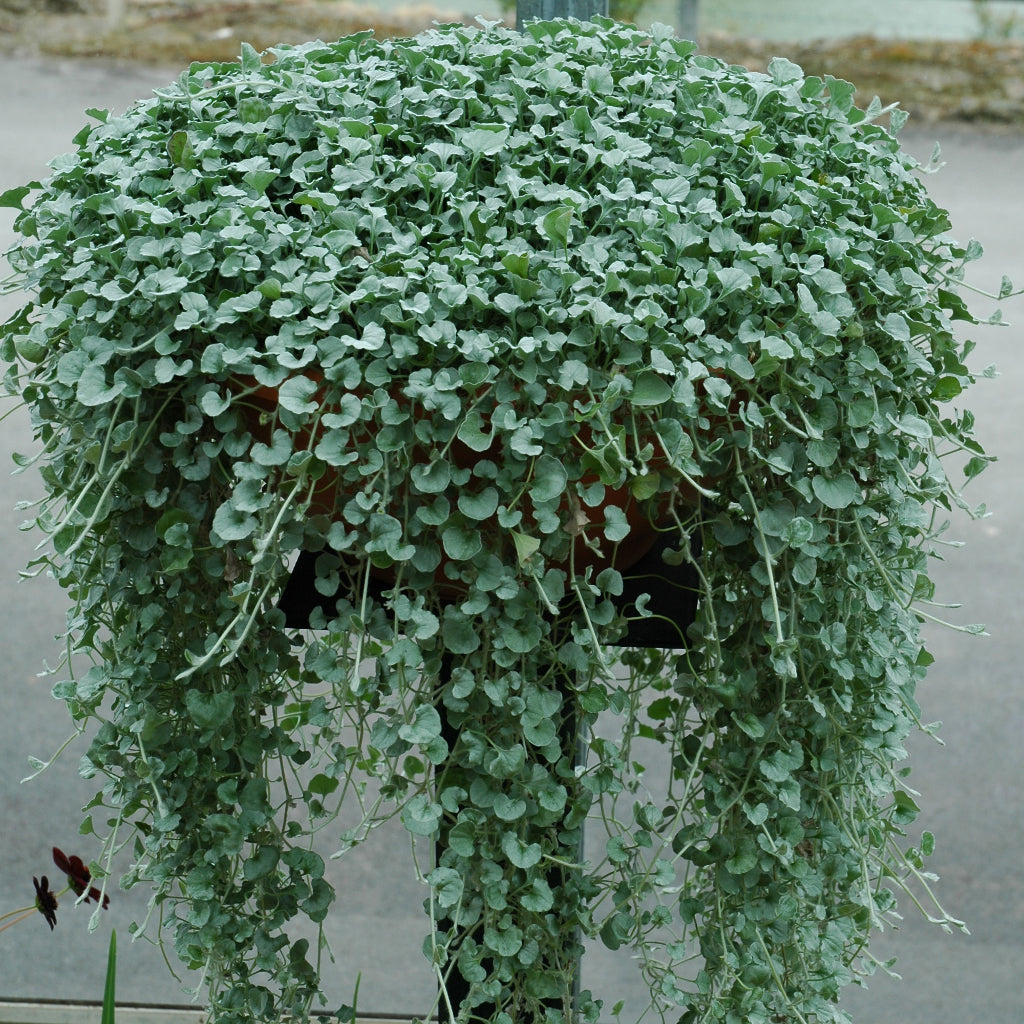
[1,55,1021,1023]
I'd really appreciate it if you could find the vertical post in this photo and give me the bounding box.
[106,0,126,31]
[676,0,698,41]
[516,0,609,32]
[505,3,603,1018]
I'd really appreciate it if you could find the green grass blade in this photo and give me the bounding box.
[101,929,117,1024]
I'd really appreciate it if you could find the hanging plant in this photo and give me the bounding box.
[0,16,1006,1024]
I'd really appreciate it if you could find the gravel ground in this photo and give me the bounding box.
[2,0,1024,129]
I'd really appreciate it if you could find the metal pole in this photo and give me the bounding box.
[106,0,126,30]
[516,0,609,32]
[506,0,606,1016]
[676,0,698,41]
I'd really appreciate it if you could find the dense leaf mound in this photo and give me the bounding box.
[1,16,993,1024]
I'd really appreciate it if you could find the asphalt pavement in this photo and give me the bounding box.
[1,54,1021,1023]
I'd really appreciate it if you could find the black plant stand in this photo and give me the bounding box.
[278,529,702,1021]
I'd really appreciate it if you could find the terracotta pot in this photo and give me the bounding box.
[231,375,697,584]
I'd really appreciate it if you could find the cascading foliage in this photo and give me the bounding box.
[0,16,999,1024]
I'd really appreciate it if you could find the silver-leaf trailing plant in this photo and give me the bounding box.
[0,17,1007,1024]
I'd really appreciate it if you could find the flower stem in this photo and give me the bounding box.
[0,907,37,933]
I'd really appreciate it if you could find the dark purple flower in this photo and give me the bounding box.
[52,847,110,909]
[33,876,58,930]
